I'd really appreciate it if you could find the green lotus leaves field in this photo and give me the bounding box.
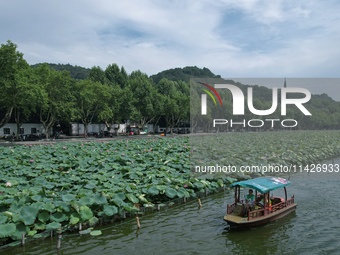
[0,130,339,244]
[0,136,226,243]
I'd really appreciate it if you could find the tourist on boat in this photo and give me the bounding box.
[245,189,255,205]
[244,189,255,211]
[258,196,272,211]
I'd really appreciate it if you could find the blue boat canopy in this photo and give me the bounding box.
[230,176,291,193]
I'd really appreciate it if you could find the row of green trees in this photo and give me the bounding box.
[1,40,339,137]
[0,41,190,138]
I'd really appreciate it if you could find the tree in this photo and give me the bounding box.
[35,64,75,138]
[156,79,190,134]
[88,66,106,85]
[73,79,112,137]
[13,67,42,138]
[0,40,30,128]
[129,70,158,132]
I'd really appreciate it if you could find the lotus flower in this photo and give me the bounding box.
[5,182,12,187]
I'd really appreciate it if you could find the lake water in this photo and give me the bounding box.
[4,158,340,255]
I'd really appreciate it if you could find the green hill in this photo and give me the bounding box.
[150,66,221,83]
[31,63,90,80]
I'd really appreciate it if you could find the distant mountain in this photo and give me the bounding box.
[31,63,91,80]
[150,66,221,83]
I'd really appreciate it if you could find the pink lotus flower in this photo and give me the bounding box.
[131,161,134,164]
[30,159,34,162]
[122,153,125,156]
[6,182,12,187]
[184,184,188,188]
[115,151,117,153]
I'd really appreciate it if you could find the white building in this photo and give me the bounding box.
[1,122,154,137]
[0,123,48,138]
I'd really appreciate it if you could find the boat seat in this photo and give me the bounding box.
[231,203,244,216]
[271,197,283,205]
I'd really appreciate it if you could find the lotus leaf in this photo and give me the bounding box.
[8,241,21,247]
[80,206,93,221]
[41,202,55,212]
[103,205,118,216]
[79,229,92,235]
[46,222,61,230]
[69,216,80,225]
[78,197,94,207]
[90,230,102,236]
[111,197,124,207]
[34,222,46,230]
[0,214,8,224]
[0,223,16,238]
[27,230,37,236]
[50,212,67,223]
[54,201,71,212]
[62,194,76,202]
[70,201,80,213]
[20,205,39,225]
[85,183,96,189]
[92,194,108,205]
[115,192,126,200]
[11,223,29,240]
[126,193,139,204]
[165,188,177,198]
[38,211,50,223]
[147,186,159,196]
[137,194,149,203]
[88,216,99,226]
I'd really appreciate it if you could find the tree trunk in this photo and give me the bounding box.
[0,107,13,129]
[40,109,55,139]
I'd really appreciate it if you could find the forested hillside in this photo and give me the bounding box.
[150,66,221,83]
[31,63,90,80]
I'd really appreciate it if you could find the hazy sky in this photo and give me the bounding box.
[1,0,339,100]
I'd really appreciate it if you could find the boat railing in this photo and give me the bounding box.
[227,203,235,214]
[248,196,295,220]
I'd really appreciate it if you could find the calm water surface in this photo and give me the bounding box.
[5,158,340,255]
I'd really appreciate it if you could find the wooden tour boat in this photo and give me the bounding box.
[224,176,297,228]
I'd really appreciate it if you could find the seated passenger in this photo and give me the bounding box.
[245,189,255,205]
[244,189,255,212]
[258,197,272,211]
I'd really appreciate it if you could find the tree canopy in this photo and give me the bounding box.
[0,41,339,135]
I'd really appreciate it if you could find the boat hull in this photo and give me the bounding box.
[224,203,297,228]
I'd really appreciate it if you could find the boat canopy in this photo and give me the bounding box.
[230,176,291,193]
